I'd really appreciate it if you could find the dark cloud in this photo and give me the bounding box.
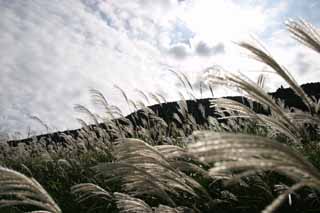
[168,44,189,59]
[195,41,225,57]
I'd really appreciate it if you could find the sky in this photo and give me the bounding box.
[1,0,320,139]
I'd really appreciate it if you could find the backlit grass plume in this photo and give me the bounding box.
[188,131,320,212]
[93,138,212,208]
[0,166,61,213]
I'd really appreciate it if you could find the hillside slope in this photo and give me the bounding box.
[8,82,320,146]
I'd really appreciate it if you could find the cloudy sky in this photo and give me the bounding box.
[1,0,320,139]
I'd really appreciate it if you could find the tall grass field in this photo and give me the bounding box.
[1,19,320,213]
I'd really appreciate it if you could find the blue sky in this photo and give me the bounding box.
[1,0,320,139]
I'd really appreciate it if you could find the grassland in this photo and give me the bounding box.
[1,19,320,213]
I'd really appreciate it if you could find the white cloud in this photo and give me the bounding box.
[0,0,179,137]
[0,0,319,138]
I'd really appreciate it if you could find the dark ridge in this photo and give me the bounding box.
[7,82,320,146]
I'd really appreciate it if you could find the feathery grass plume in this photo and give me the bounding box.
[210,98,301,142]
[155,204,194,213]
[209,84,214,98]
[238,41,315,113]
[257,114,301,143]
[257,73,266,89]
[197,103,206,120]
[173,113,183,125]
[105,104,124,118]
[149,92,162,106]
[74,104,99,125]
[0,166,61,213]
[116,193,193,213]
[199,81,204,98]
[169,69,188,91]
[89,88,109,108]
[93,139,212,207]
[210,98,259,120]
[180,71,194,92]
[135,89,150,104]
[155,145,210,177]
[188,131,320,212]
[135,100,147,109]
[128,99,138,111]
[286,19,320,54]
[28,115,49,133]
[94,162,177,206]
[155,92,167,104]
[71,183,112,203]
[287,111,320,125]
[114,192,153,213]
[188,131,320,178]
[206,67,302,143]
[114,84,132,112]
[76,118,89,129]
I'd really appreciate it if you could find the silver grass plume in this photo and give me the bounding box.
[238,41,315,113]
[93,138,212,207]
[74,104,99,125]
[188,131,320,212]
[0,166,61,213]
[114,192,153,213]
[71,183,112,203]
[206,70,302,142]
[210,98,301,143]
[286,19,320,54]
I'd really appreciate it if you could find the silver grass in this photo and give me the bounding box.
[155,204,192,213]
[238,41,315,113]
[198,103,206,119]
[0,166,61,213]
[286,111,320,125]
[210,98,301,143]
[128,100,138,111]
[257,114,301,143]
[74,104,99,125]
[257,73,266,89]
[210,98,259,120]
[89,88,109,108]
[135,89,150,104]
[169,69,188,91]
[286,19,320,54]
[149,92,162,106]
[114,85,129,105]
[177,100,188,118]
[155,92,167,104]
[173,113,182,125]
[71,183,112,203]
[188,131,320,180]
[188,131,320,212]
[94,162,177,206]
[208,84,214,98]
[155,145,211,179]
[135,100,147,110]
[28,115,49,133]
[114,192,153,213]
[94,139,212,206]
[206,68,302,141]
[179,71,194,92]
